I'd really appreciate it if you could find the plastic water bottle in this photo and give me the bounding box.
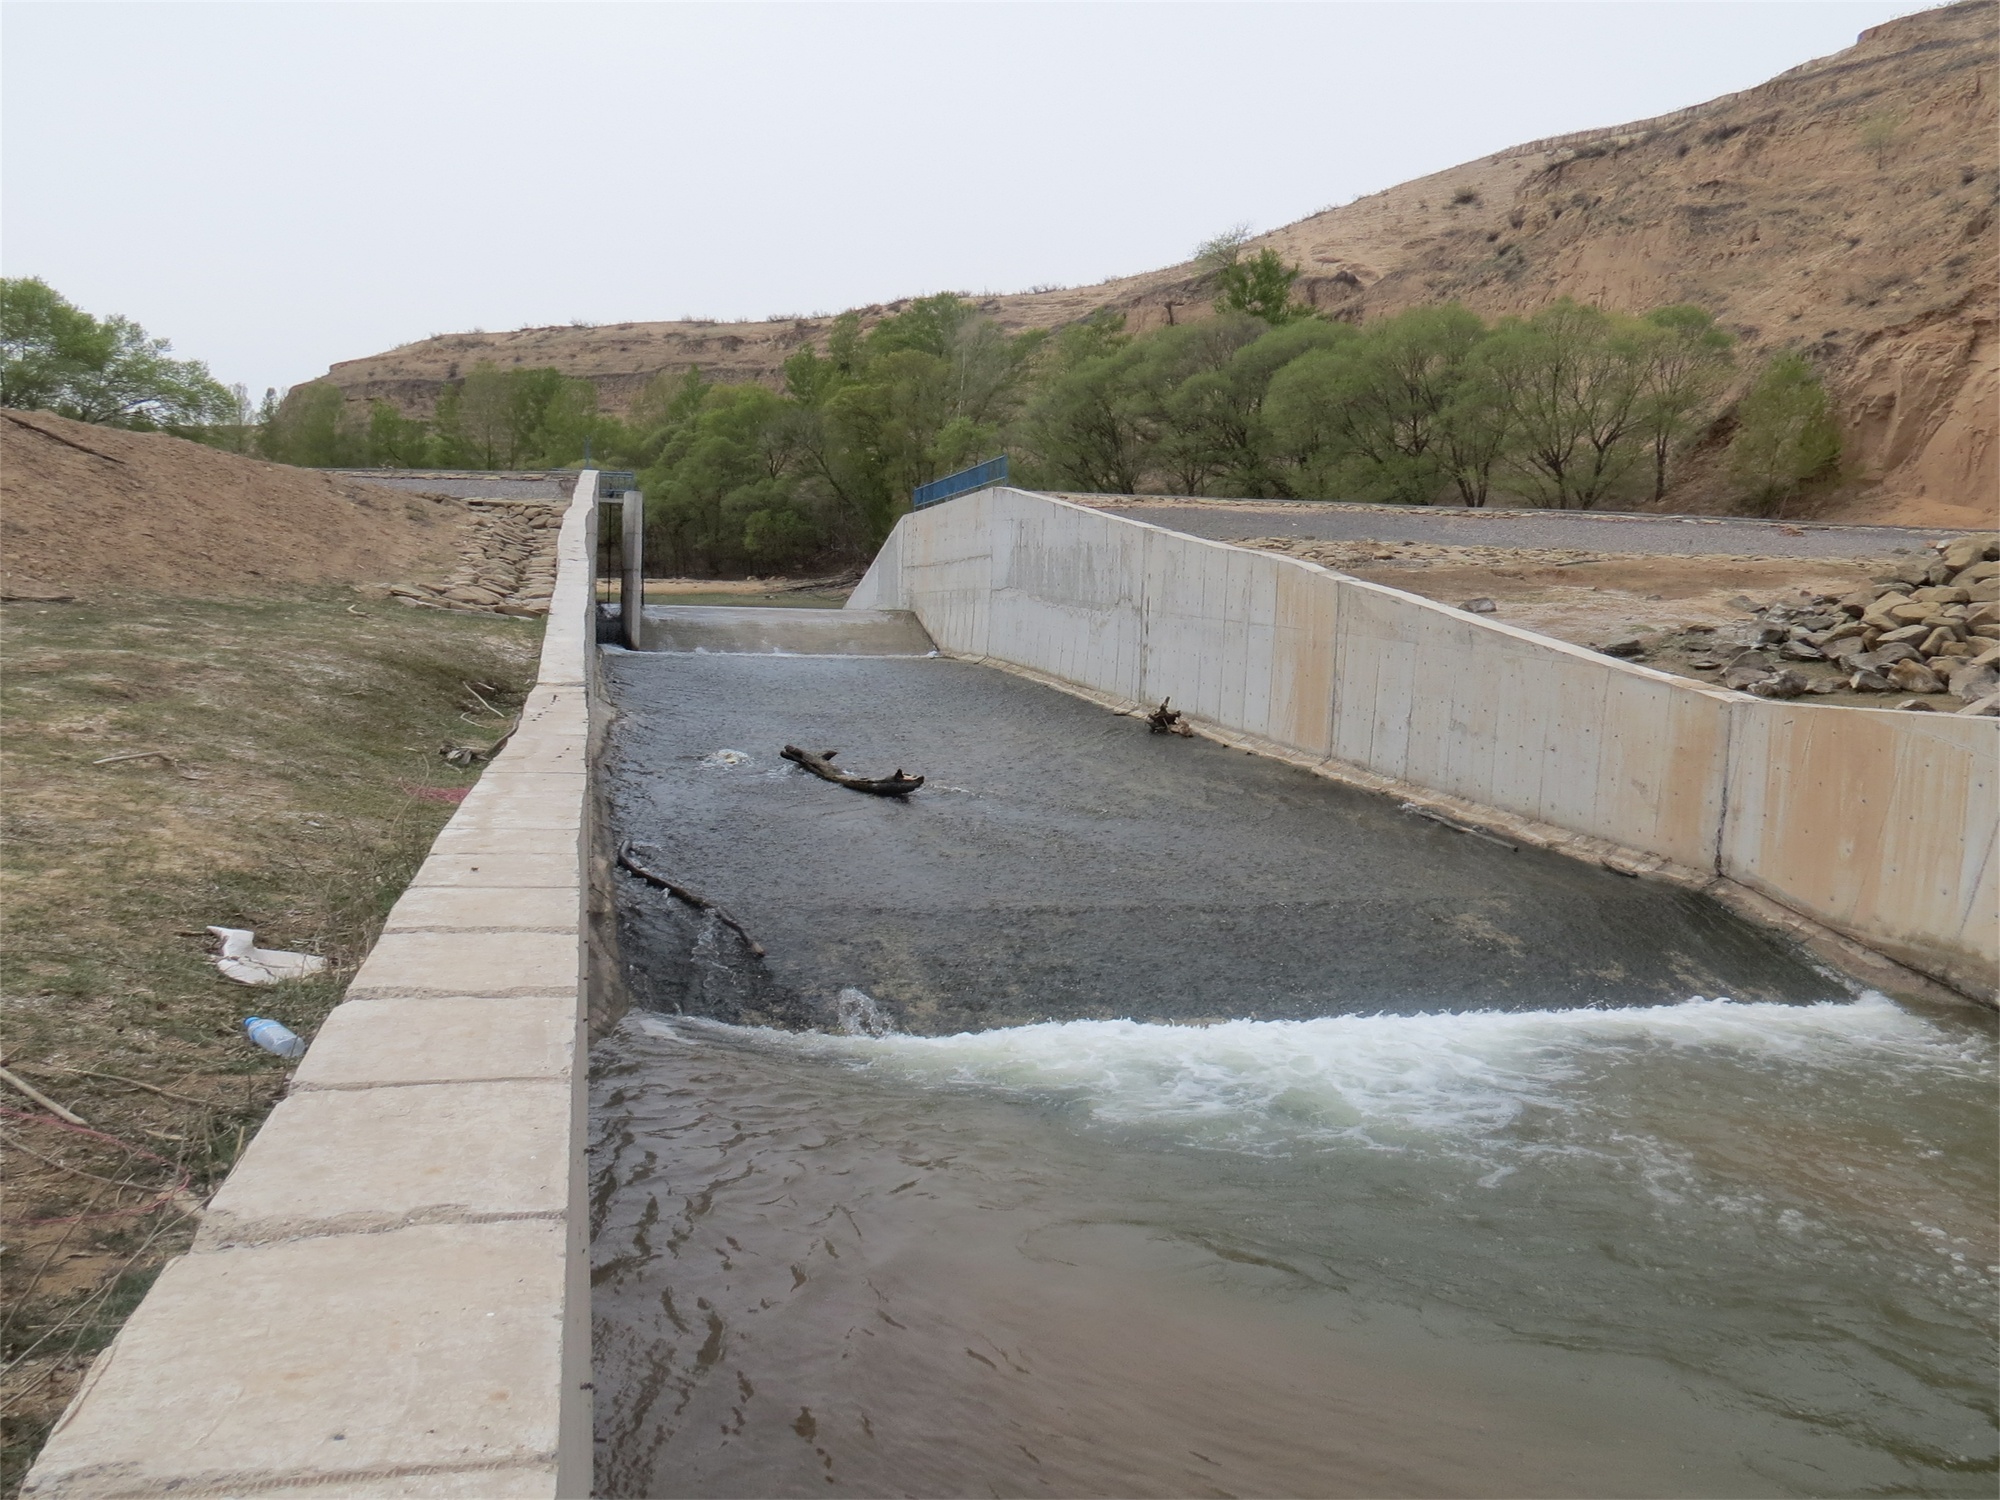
[243,1016,306,1059]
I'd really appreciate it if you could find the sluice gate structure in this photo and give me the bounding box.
[23,480,1997,1497]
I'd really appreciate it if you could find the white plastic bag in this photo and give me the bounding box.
[208,926,327,985]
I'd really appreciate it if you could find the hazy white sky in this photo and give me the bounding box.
[2,1,1936,396]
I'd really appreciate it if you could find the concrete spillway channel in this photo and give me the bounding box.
[602,607,1828,1029]
[24,477,1990,1498]
[592,605,1996,1498]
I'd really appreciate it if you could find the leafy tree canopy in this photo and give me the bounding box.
[0,277,237,431]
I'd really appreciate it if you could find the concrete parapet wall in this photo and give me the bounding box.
[851,488,1998,1000]
[25,475,604,1498]
[1722,706,1998,999]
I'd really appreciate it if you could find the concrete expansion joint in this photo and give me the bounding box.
[24,1455,560,1500]
[193,1205,568,1253]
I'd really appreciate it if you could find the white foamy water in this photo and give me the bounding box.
[607,995,1998,1495]
[646,993,1990,1159]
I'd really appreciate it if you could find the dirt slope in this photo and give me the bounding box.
[320,0,1997,524]
[0,412,461,598]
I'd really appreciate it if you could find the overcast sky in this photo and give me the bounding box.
[2,0,1938,397]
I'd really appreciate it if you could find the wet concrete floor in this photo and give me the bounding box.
[599,621,1840,1035]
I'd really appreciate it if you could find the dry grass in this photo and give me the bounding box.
[0,589,540,1493]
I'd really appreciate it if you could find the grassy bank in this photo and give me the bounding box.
[0,589,540,1492]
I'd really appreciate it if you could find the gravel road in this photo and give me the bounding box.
[1069,497,1978,560]
[333,470,573,500]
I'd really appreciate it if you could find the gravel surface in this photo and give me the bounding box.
[1069,496,1976,561]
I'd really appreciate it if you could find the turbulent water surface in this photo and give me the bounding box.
[591,993,1997,1498]
[593,640,1996,1497]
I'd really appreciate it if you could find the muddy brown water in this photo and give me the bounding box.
[592,626,1997,1498]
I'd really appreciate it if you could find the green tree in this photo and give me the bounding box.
[429,380,468,466]
[1212,248,1313,326]
[1632,306,1734,502]
[366,399,433,466]
[1858,113,1898,168]
[1,277,236,430]
[1478,300,1647,508]
[502,367,603,466]
[1266,305,1490,504]
[1121,317,1267,493]
[258,381,360,466]
[643,384,813,574]
[1728,353,1840,515]
[1166,316,1349,496]
[1020,312,1150,493]
[457,363,512,468]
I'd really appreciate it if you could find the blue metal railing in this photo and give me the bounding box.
[912,455,1008,510]
[598,470,639,498]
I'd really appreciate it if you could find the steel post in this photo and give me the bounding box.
[620,491,644,650]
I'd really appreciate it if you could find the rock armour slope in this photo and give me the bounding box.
[322,0,1996,525]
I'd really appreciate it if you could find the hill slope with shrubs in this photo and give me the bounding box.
[309,1,1995,530]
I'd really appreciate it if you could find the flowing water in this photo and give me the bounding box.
[591,993,1996,1498]
[593,638,1997,1497]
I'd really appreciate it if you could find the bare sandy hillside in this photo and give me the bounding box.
[321,0,1997,525]
[0,411,461,598]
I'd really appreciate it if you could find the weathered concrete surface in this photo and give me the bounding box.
[640,602,936,656]
[851,488,1999,1001]
[1724,705,1999,1000]
[601,649,1834,1034]
[24,476,603,1498]
[24,1223,567,1498]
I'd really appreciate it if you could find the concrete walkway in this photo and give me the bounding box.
[1071,496,1972,560]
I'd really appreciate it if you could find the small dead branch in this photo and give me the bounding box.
[31,1067,219,1110]
[0,1064,88,1125]
[1147,699,1195,737]
[461,681,508,718]
[1,1134,162,1194]
[1397,801,1519,853]
[780,745,925,796]
[617,842,765,957]
[2,409,127,464]
[440,716,518,767]
[89,749,207,781]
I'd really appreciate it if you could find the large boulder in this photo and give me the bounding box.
[1942,534,2000,572]
[1948,661,2000,704]
[1886,659,1945,695]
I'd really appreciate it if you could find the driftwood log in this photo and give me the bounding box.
[780,746,924,796]
[617,842,765,956]
[1147,698,1194,737]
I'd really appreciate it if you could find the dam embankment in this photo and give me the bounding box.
[849,488,1999,1004]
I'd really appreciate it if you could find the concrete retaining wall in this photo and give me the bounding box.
[25,475,604,1498]
[851,488,1998,999]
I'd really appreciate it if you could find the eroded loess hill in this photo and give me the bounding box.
[322,0,1997,525]
[0,412,461,598]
